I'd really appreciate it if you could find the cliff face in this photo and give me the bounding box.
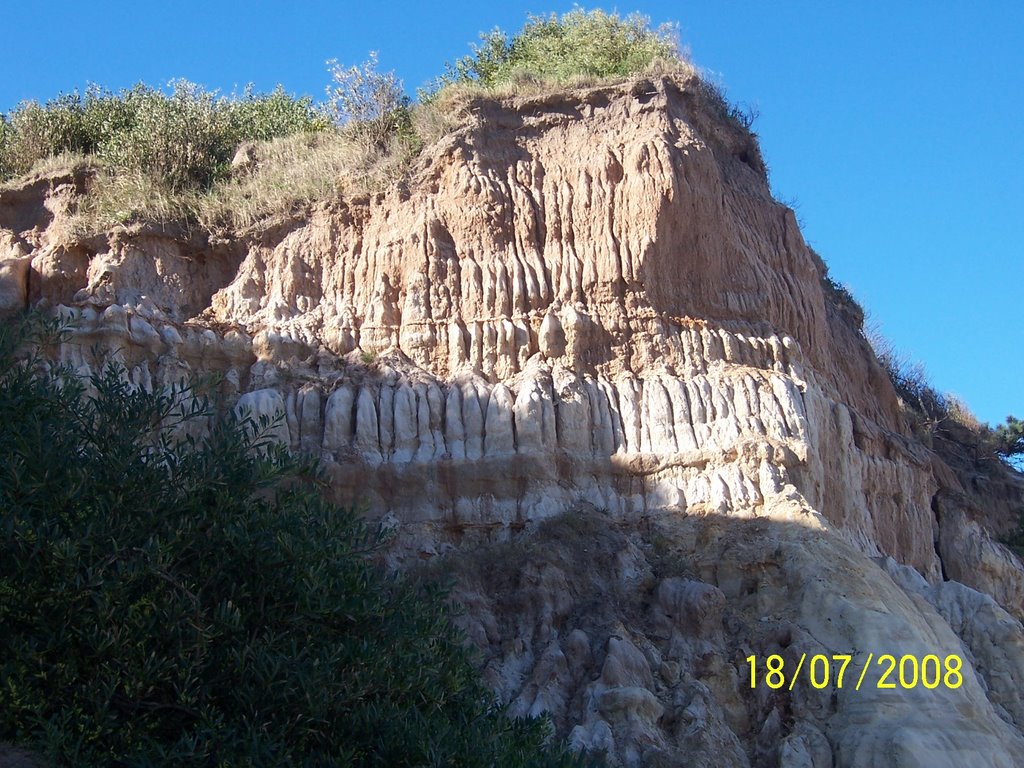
[3,72,1024,767]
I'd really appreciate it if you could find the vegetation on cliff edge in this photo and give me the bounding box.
[0,9,740,233]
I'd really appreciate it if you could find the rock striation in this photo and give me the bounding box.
[2,72,1023,766]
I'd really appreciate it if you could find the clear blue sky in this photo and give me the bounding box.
[4,1,1021,426]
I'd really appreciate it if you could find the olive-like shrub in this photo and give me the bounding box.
[0,318,582,767]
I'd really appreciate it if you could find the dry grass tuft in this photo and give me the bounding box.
[192,129,408,229]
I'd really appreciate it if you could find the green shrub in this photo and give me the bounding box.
[422,10,761,137]
[97,81,329,190]
[3,93,91,173]
[0,317,582,766]
[224,85,331,143]
[94,82,230,190]
[0,87,135,179]
[0,83,328,189]
[430,9,681,92]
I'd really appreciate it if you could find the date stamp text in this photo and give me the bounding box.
[746,653,963,690]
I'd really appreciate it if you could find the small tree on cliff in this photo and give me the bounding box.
[993,415,1024,460]
[0,317,583,767]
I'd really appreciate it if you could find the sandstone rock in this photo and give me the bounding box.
[231,141,258,172]
[484,383,515,456]
[354,387,382,464]
[322,385,355,452]
[539,308,565,359]
[0,257,30,315]
[653,578,725,638]
[234,388,289,446]
[779,723,833,768]
[391,383,418,463]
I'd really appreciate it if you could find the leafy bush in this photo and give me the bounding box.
[0,317,582,766]
[96,82,234,191]
[326,51,413,147]
[430,9,681,92]
[0,83,328,189]
[101,82,330,190]
[223,85,331,143]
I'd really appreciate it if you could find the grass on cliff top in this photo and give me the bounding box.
[0,9,748,235]
[75,126,427,233]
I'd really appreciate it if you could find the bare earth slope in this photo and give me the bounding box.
[2,72,1023,767]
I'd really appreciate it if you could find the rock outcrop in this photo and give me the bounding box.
[2,71,1022,766]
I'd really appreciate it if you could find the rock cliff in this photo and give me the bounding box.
[2,71,1023,767]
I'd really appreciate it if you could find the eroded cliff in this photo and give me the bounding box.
[2,71,1022,767]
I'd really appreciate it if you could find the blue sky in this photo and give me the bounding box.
[4,1,1021,426]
